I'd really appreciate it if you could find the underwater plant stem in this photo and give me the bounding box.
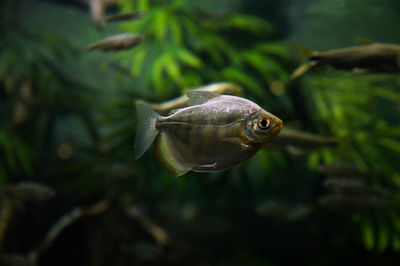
[28,200,109,262]
[0,197,13,250]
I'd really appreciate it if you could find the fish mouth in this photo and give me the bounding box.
[271,119,283,137]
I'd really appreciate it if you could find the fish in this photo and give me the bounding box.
[134,91,283,176]
[323,177,383,197]
[139,82,243,115]
[267,127,339,150]
[68,0,118,27]
[318,194,381,213]
[255,200,289,218]
[88,0,117,27]
[317,162,370,178]
[292,42,400,79]
[255,200,313,222]
[85,33,144,52]
[1,182,56,203]
[104,11,146,23]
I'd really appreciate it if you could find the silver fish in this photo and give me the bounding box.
[134,91,283,176]
[323,177,383,197]
[318,194,381,213]
[1,182,56,203]
[255,200,289,218]
[292,42,400,79]
[104,11,146,23]
[85,33,144,52]
[69,0,118,27]
[256,200,313,222]
[317,162,370,178]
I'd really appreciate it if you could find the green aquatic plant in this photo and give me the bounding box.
[0,4,99,184]
[304,72,400,175]
[115,0,290,101]
[302,71,400,252]
[101,0,292,176]
[6,0,400,264]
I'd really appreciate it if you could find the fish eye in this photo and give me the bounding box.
[257,116,271,130]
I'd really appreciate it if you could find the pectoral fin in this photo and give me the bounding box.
[221,137,251,150]
[155,132,192,177]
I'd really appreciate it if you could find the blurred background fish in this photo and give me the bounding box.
[255,200,313,222]
[85,33,144,52]
[318,194,382,213]
[323,177,384,197]
[104,11,146,23]
[68,0,118,26]
[1,182,56,203]
[292,41,400,78]
[317,162,371,178]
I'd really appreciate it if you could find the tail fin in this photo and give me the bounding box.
[134,101,162,159]
[291,63,313,79]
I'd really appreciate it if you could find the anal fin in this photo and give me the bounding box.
[155,132,192,177]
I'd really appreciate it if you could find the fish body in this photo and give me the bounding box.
[1,182,56,202]
[134,91,282,176]
[85,33,144,52]
[317,162,370,178]
[141,82,243,115]
[104,11,146,23]
[292,43,400,78]
[318,194,380,213]
[323,177,382,197]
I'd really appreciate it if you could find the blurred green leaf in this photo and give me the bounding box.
[174,47,203,68]
[392,234,400,252]
[219,15,273,36]
[377,216,389,253]
[130,46,147,77]
[164,53,182,85]
[222,68,265,97]
[362,218,375,251]
[169,16,183,44]
[255,42,290,59]
[379,138,400,153]
[153,9,168,41]
[242,51,274,82]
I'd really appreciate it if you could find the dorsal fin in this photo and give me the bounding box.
[187,91,220,106]
[355,37,375,45]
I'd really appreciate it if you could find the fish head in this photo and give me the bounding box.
[244,109,283,144]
